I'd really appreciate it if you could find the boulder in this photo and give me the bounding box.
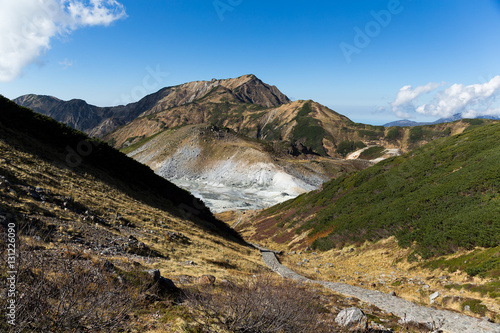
[335,307,368,331]
[144,269,178,293]
[429,291,440,304]
[102,260,115,272]
[197,275,216,285]
[146,269,163,282]
[398,314,434,331]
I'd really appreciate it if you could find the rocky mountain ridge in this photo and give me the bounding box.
[14,74,289,138]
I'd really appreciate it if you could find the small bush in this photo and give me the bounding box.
[461,299,488,316]
[359,146,385,160]
[312,237,336,251]
[0,248,136,332]
[463,118,484,126]
[184,276,329,333]
[358,129,383,140]
[0,225,165,333]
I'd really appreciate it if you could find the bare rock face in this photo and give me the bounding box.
[228,74,290,107]
[335,307,368,331]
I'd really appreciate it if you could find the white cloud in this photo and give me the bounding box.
[59,58,73,69]
[389,76,500,119]
[0,0,126,81]
[416,76,500,118]
[390,82,443,118]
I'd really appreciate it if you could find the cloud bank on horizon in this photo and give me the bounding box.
[0,0,126,82]
[390,76,500,119]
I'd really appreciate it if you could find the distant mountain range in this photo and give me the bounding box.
[384,113,500,127]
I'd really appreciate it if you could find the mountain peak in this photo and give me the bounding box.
[14,75,291,137]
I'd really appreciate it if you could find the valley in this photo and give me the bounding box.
[3,1,500,331]
[15,74,490,213]
[3,74,500,332]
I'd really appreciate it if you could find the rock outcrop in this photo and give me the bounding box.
[335,307,368,331]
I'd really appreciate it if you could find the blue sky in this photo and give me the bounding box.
[1,0,500,124]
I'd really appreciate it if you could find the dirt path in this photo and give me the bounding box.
[253,244,500,333]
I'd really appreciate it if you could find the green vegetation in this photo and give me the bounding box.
[385,127,402,141]
[359,146,385,160]
[461,299,488,316]
[261,121,282,141]
[409,126,424,142]
[120,130,167,154]
[463,118,484,126]
[291,101,330,155]
[358,129,384,140]
[445,281,500,299]
[408,125,454,144]
[336,140,366,157]
[262,123,500,260]
[423,246,500,278]
[208,102,231,126]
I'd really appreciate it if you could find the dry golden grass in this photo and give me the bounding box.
[275,237,500,320]
[0,138,265,281]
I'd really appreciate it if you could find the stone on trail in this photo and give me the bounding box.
[429,291,440,303]
[398,314,434,331]
[335,307,368,331]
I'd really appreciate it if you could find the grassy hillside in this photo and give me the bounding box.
[249,123,500,259]
[0,95,239,239]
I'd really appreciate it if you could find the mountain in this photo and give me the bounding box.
[110,96,496,158]
[434,113,500,124]
[383,119,430,127]
[15,74,472,159]
[122,123,368,212]
[14,74,290,138]
[384,113,500,127]
[238,122,500,259]
[15,75,497,214]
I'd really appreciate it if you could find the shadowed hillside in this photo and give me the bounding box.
[0,95,240,241]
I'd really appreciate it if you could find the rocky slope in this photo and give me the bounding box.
[14,74,289,138]
[0,95,273,330]
[124,124,366,212]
